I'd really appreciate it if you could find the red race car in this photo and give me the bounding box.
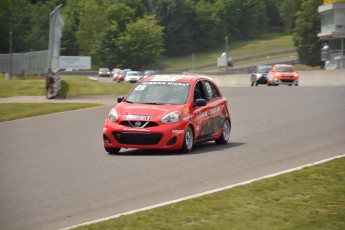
[267,64,299,86]
[103,74,231,154]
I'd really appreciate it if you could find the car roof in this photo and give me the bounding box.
[273,64,294,68]
[141,74,213,84]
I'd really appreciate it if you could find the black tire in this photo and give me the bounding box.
[105,146,121,154]
[180,125,194,153]
[215,119,231,145]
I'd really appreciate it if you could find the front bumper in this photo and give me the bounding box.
[272,77,298,85]
[103,119,186,150]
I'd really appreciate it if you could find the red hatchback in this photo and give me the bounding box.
[267,64,299,86]
[103,74,231,154]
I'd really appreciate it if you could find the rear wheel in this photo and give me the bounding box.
[180,125,194,153]
[105,146,121,154]
[215,119,231,145]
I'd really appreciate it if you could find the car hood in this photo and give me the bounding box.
[115,103,185,119]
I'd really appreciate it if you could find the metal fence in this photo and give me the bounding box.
[0,50,49,75]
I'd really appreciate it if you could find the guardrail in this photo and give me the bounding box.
[46,70,62,99]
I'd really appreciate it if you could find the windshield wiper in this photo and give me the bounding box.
[144,102,165,105]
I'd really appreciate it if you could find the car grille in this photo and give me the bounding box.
[281,78,295,83]
[112,132,163,145]
[119,121,159,128]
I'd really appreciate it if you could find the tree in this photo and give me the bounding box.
[61,0,80,55]
[116,15,164,69]
[75,0,107,57]
[153,0,195,55]
[237,0,268,39]
[96,3,135,67]
[278,0,302,32]
[293,0,322,67]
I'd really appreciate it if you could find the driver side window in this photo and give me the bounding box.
[194,81,204,102]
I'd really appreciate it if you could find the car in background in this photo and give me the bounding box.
[113,69,129,82]
[124,71,143,83]
[112,69,122,80]
[267,64,299,86]
[143,70,157,78]
[111,68,121,76]
[98,68,111,77]
[250,65,272,86]
[103,74,231,154]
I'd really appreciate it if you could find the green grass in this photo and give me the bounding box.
[58,76,133,96]
[0,75,134,98]
[75,157,345,230]
[0,75,46,97]
[0,103,102,122]
[158,33,294,70]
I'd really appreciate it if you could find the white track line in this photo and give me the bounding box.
[60,154,345,230]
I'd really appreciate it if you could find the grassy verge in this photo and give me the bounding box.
[0,103,102,122]
[58,76,133,96]
[0,75,133,98]
[75,157,345,230]
[158,33,294,70]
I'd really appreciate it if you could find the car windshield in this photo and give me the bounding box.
[125,81,190,105]
[258,67,272,73]
[276,66,294,72]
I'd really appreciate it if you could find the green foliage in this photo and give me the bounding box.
[115,16,164,70]
[293,0,323,67]
[1,0,324,69]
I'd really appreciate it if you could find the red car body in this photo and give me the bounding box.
[103,74,231,154]
[267,64,299,86]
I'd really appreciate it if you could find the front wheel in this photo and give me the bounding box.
[105,146,121,154]
[180,125,194,153]
[215,119,231,145]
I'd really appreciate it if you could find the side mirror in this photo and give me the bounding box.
[194,99,207,107]
[117,96,124,103]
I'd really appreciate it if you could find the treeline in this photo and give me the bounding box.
[1,0,321,69]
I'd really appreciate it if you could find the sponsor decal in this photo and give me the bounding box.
[123,128,151,132]
[172,130,184,134]
[195,105,225,123]
[126,114,151,121]
[142,81,190,87]
[151,75,185,81]
[134,85,147,91]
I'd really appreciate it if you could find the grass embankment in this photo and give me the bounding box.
[159,33,296,70]
[0,75,133,98]
[0,103,101,122]
[75,157,345,230]
[0,75,133,122]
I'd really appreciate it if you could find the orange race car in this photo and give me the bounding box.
[267,64,299,86]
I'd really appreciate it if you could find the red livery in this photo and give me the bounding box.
[103,74,231,154]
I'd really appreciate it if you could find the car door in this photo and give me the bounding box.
[201,80,225,138]
[193,80,224,142]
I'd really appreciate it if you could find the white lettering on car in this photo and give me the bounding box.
[195,105,224,123]
[172,130,184,134]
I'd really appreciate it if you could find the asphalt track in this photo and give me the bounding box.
[1,86,345,230]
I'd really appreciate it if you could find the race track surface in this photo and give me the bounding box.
[1,86,344,230]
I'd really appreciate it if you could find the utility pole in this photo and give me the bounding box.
[225,36,229,73]
[9,31,13,79]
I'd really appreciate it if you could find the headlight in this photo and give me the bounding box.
[108,108,118,122]
[161,111,181,123]
[256,73,263,77]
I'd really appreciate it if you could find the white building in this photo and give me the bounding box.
[318,0,345,69]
